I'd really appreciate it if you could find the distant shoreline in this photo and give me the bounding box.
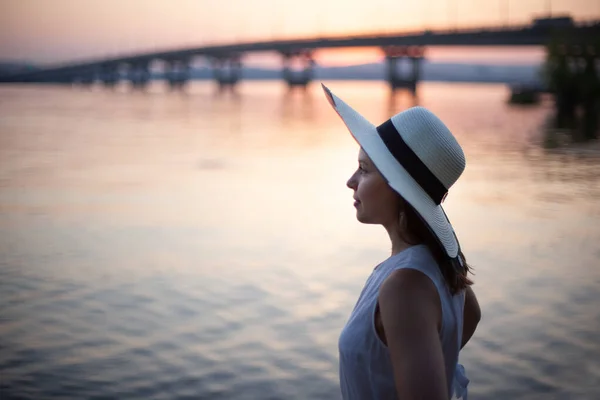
[0,60,544,86]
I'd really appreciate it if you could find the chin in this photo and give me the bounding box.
[356,212,372,224]
[356,210,384,225]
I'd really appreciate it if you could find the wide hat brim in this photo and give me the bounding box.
[322,83,459,258]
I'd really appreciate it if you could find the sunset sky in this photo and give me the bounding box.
[1,0,598,66]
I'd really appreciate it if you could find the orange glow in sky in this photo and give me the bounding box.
[0,0,598,65]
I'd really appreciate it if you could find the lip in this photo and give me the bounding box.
[353,200,360,207]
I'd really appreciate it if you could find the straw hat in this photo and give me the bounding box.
[322,84,465,259]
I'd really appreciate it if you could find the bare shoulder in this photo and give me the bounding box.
[378,268,442,329]
[379,268,438,304]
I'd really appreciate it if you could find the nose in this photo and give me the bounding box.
[346,171,358,190]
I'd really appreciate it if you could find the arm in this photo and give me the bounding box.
[461,286,481,349]
[378,269,448,400]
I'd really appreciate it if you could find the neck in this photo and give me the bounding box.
[384,222,414,256]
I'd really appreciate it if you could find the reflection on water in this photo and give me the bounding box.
[1,81,599,399]
[387,89,420,115]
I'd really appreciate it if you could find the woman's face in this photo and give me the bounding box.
[346,148,400,226]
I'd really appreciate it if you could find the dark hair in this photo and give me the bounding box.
[398,198,473,295]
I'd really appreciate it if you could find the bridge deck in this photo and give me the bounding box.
[2,19,599,82]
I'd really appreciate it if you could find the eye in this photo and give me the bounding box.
[358,165,366,173]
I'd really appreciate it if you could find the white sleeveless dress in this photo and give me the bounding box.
[338,244,470,399]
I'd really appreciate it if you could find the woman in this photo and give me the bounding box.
[322,84,481,400]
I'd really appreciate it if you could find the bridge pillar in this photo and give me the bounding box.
[101,64,120,88]
[166,59,190,90]
[282,50,315,89]
[74,66,98,87]
[211,54,242,91]
[383,46,425,95]
[128,61,150,90]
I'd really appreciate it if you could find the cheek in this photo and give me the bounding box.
[356,177,370,198]
[357,176,381,204]
[358,176,397,213]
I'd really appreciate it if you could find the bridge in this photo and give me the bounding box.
[2,16,599,92]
